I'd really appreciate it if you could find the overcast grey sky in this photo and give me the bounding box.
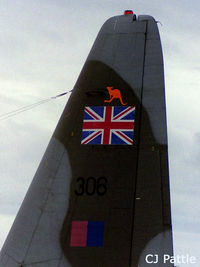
[0,1,200,266]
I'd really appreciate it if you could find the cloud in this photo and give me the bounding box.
[0,215,15,250]
[173,231,200,265]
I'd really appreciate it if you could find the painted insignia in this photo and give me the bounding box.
[70,221,104,247]
[104,86,127,105]
[81,106,135,145]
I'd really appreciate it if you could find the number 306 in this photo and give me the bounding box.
[74,177,108,196]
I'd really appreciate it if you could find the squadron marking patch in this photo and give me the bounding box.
[81,106,135,145]
[70,221,104,247]
[104,86,127,105]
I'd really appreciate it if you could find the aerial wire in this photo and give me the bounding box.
[0,90,72,122]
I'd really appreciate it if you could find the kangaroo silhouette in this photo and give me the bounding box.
[104,86,127,105]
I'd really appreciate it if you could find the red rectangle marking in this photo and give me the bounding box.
[70,221,88,247]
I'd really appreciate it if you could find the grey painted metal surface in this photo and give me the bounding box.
[0,138,72,266]
[0,13,173,266]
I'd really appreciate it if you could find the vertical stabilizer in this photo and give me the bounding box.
[0,13,173,267]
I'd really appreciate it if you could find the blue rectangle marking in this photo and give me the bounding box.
[86,221,104,247]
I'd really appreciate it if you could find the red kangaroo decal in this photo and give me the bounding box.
[104,86,127,106]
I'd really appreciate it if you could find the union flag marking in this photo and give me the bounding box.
[81,106,135,145]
